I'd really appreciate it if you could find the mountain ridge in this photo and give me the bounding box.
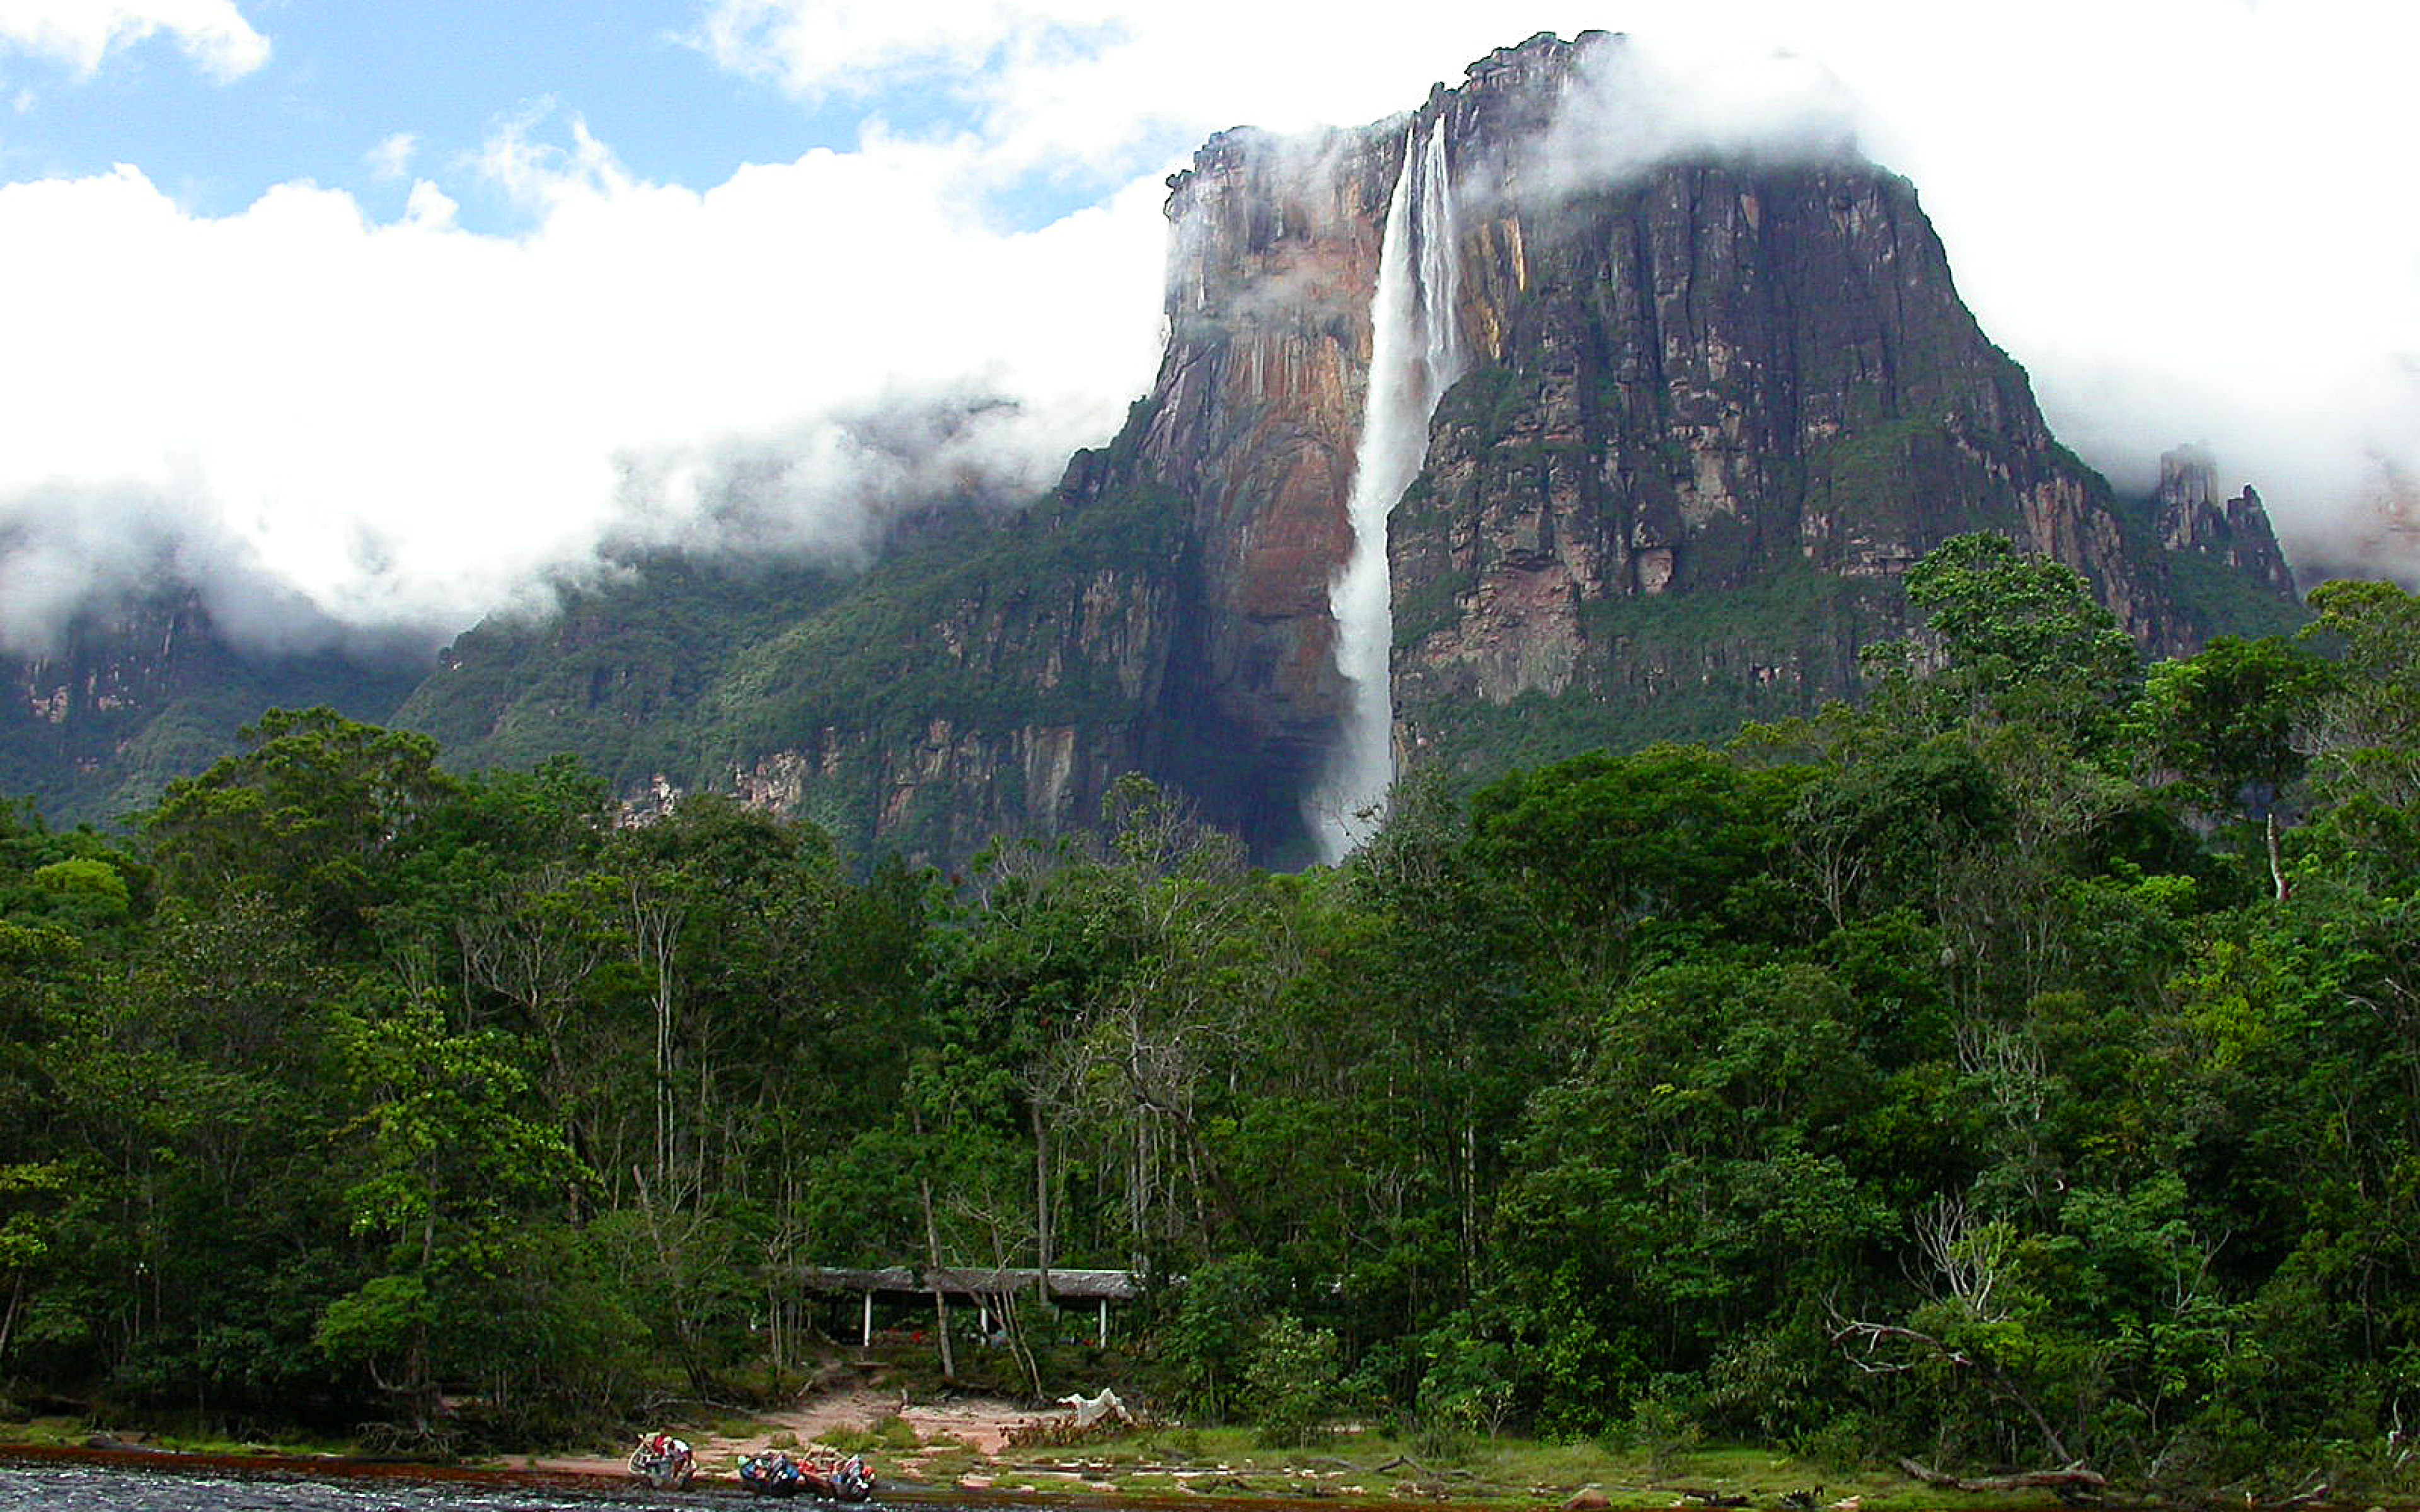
[0,32,2307,863]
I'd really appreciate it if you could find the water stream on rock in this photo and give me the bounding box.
[1310,116,1465,862]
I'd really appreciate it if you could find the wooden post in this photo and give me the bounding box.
[861,1289,873,1348]
[913,1109,955,1382]
[1097,1297,1109,1348]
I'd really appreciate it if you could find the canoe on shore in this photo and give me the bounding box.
[739,1448,876,1500]
[630,1432,698,1490]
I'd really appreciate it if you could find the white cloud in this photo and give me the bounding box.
[366,132,417,180]
[691,1,1585,183]
[3,1,2415,660]
[696,0,2420,568]
[0,120,1167,652]
[1698,0,2420,568]
[1498,35,1860,207]
[0,0,269,81]
[689,0,1126,101]
[401,177,456,228]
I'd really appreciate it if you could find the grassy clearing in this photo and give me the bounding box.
[816,1412,923,1455]
[0,1394,2075,1512]
[0,1413,361,1458]
[976,1423,2078,1512]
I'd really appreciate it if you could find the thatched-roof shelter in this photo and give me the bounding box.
[793,1266,1142,1345]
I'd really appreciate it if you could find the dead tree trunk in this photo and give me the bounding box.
[1898,1458,2107,1498]
[913,1106,955,1382]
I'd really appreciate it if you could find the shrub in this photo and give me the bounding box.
[1412,1327,1514,1462]
[1244,1314,1340,1449]
[1621,1387,1702,1479]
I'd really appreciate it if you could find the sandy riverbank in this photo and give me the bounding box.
[521,1385,1039,1480]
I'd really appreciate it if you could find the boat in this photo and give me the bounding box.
[739,1449,875,1501]
[800,1452,875,1502]
[738,1450,806,1498]
[629,1432,697,1490]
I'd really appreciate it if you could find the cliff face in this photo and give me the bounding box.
[1381,136,2181,774]
[1113,30,2302,807]
[14,30,2304,858]
[0,592,423,818]
[686,474,1191,868]
[1127,126,1397,847]
[517,28,2303,864]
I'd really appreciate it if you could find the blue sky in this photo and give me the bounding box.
[0,1,955,231]
[0,0,1235,240]
[0,0,2411,650]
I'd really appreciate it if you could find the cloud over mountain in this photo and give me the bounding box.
[0,123,1165,653]
[0,0,2412,653]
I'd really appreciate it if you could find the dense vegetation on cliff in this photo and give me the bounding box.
[1,539,2414,1501]
[1,36,2316,869]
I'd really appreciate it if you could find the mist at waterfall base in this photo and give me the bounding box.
[1305,119,1466,864]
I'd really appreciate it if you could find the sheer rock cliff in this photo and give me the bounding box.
[425,30,2300,866]
[0,591,422,817]
[0,31,2308,866]
[1090,30,2299,842]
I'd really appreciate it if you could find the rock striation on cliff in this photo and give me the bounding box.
[0,31,2308,865]
[1081,30,2303,845]
[397,29,2302,867]
[0,590,422,818]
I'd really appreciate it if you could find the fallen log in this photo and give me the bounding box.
[1899,1457,2109,1497]
[1371,1456,1476,1479]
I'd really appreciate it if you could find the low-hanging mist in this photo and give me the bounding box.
[1,4,2414,665]
[697,0,2420,577]
[0,134,1165,658]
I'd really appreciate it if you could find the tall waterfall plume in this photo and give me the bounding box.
[1309,117,1466,862]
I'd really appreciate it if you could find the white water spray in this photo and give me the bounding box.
[1309,117,1466,862]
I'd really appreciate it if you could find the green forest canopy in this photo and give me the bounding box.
[1,538,2416,1499]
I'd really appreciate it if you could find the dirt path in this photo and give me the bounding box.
[522,1385,1042,1479]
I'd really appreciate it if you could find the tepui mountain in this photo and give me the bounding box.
[2,32,2305,865]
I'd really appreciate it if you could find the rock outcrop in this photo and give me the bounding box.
[1103,30,2303,827]
[3,32,2310,865]
[0,590,422,817]
[2153,444,2296,595]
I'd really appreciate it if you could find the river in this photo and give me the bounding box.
[0,1460,819,1511]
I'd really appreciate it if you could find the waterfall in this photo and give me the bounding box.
[1308,116,1465,862]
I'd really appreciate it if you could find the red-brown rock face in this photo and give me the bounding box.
[394,31,2305,871]
[1133,125,1400,842]
[1110,31,2302,815]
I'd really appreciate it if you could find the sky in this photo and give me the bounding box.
[0,0,2412,655]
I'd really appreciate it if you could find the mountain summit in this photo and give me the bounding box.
[1000,30,2300,860]
[3,33,2302,861]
